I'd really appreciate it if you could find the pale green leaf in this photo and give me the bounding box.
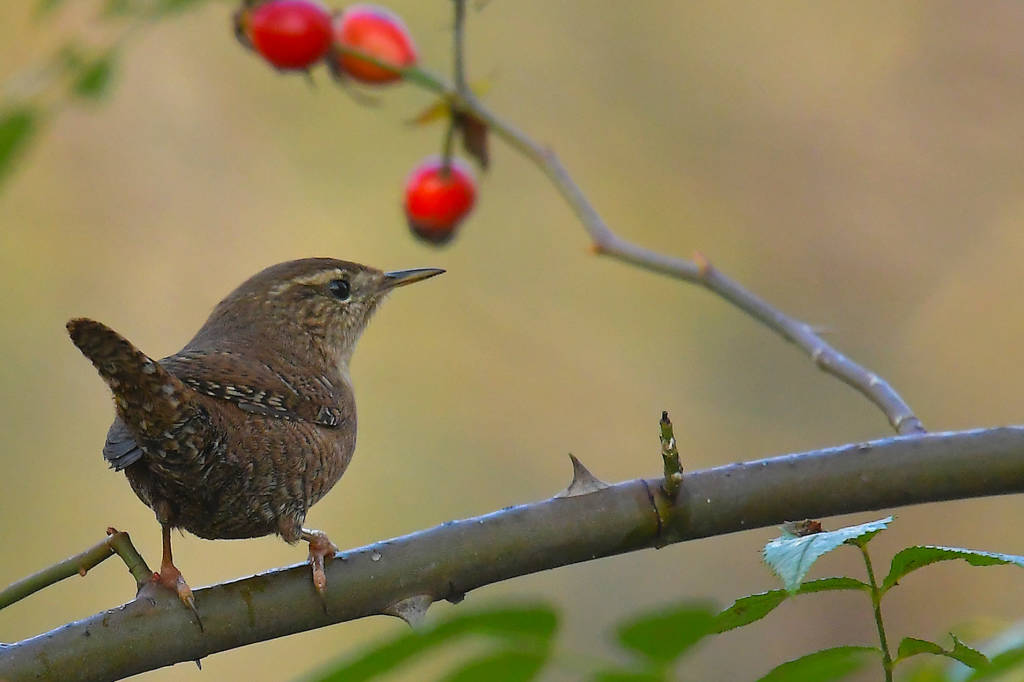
[764,517,892,592]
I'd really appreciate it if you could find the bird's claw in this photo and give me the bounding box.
[153,566,203,631]
[175,577,202,631]
[303,530,339,603]
[310,555,329,596]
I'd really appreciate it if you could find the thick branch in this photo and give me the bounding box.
[3,427,1022,680]
[335,47,924,435]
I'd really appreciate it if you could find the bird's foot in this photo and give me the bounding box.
[301,529,339,598]
[143,522,203,629]
[150,563,203,631]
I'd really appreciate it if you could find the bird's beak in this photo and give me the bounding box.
[380,268,445,291]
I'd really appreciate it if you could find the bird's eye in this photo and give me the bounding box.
[327,279,351,301]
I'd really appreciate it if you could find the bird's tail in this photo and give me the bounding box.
[67,318,190,436]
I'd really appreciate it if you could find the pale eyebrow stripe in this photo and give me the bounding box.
[269,269,345,296]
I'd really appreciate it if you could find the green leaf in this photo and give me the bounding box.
[714,577,868,633]
[755,646,878,682]
[615,603,717,665]
[898,637,946,659]
[764,517,892,592]
[310,604,557,681]
[882,546,1024,592]
[714,591,788,634]
[310,631,435,681]
[448,606,558,640]
[440,649,548,682]
[73,52,116,100]
[795,576,870,594]
[0,108,39,185]
[947,636,989,669]
[896,636,989,668]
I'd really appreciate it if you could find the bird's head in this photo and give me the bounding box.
[187,258,444,369]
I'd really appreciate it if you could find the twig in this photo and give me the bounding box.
[0,528,151,611]
[452,0,468,94]
[2,426,1022,680]
[332,45,925,436]
[659,411,683,498]
[471,104,925,436]
[440,116,456,170]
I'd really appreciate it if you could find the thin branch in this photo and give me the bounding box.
[452,0,468,94]
[469,101,926,436]
[0,528,150,611]
[332,46,925,436]
[3,426,1022,680]
[440,116,456,170]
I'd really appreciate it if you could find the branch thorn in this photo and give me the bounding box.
[383,594,433,629]
[555,454,609,498]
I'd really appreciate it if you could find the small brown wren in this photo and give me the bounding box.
[67,258,443,618]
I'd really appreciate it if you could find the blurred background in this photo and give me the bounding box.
[2,0,1024,679]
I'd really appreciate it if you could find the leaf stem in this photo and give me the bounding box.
[859,543,893,682]
[440,116,456,173]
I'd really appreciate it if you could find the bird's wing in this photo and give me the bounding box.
[162,349,347,428]
[102,417,145,470]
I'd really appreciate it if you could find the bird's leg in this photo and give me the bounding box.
[301,528,339,597]
[152,524,202,630]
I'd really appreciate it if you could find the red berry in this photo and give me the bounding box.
[403,157,477,244]
[240,0,332,71]
[331,4,417,84]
